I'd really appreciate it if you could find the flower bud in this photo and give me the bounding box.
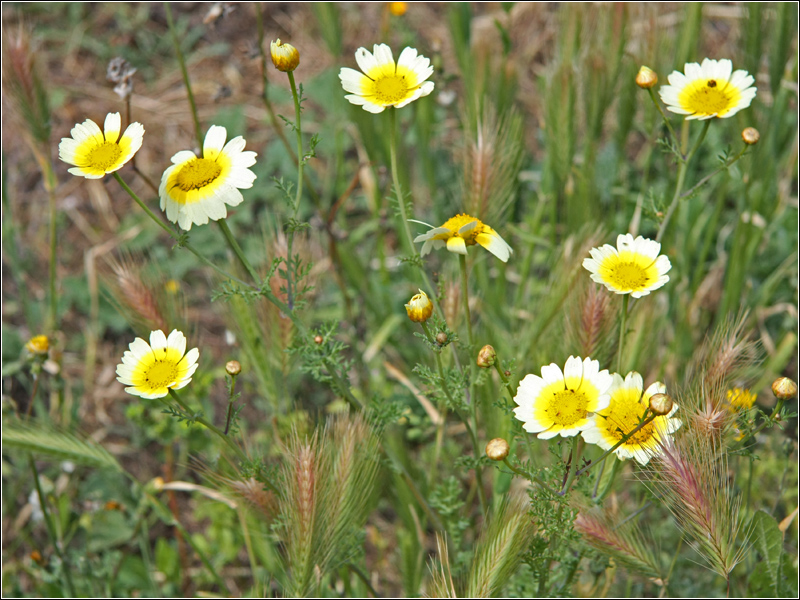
[485,438,509,461]
[405,290,433,323]
[648,392,674,416]
[635,66,658,89]
[314,335,324,345]
[270,39,299,72]
[741,127,760,145]
[772,377,797,400]
[435,332,448,345]
[225,360,242,376]
[25,335,49,356]
[476,345,497,368]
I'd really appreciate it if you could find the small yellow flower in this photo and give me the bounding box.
[164,279,180,294]
[58,112,144,179]
[159,125,257,231]
[405,289,433,323]
[339,44,434,113]
[270,39,299,72]
[583,234,671,298]
[582,372,681,465]
[388,2,408,16]
[726,387,756,411]
[414,213,513,262]
[25,335,49,356]
[659,58,756,120]
[116,329,199,399]
[513,356,612,439]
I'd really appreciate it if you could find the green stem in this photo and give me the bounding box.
[45,164,59,334]
[224,373,238,436]
[617,294,629,373]
[113,173,253,288]
[165,2,203,149]
[459,254,474,347]
[217,219,260,283]
[501,458,558,495]
[680,144,749,200]
[286,70,304,312]
[575,412,657,479]
[646,87,678,146]
[29,455,77,597]
[559,436,584,495]
[656,119,711,243]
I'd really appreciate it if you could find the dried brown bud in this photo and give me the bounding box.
[741,127,760,145]
[649,393,674,416]
[225,360,242,376]
[30,550,44,565]
[476,345,497,368]
[772,377,797,400]
[314,335,324,345]
[635,65,658,89]
[435,332,448,345]
[485,438,509,461]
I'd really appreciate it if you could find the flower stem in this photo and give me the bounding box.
[646,87,679,146]
[459,254,474,347]
[617,294,630,373]
[656,119,711,243]
[286,69,304,312]
[574,411,658,479]
[164,2,203,150]
[43,162,59,334]
[29,455,77,597]
[501,457,558,495]
[113,173,254,288]
[217,219,260,283]
[559,436,584,495]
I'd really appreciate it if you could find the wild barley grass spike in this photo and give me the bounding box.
[4,423,122,471]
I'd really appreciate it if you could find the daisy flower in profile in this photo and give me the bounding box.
[116,330,199,399]
[583,234,671,298]
[159,125,257,231]
[58,112,144,179]
[659,58,756,120]
[582,372,681,465]
[339,43,434,113]
[414,213,513,262]
[513,356,612,439]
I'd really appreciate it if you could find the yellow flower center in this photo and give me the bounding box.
[678,78,742,116]
[604,399,654,446]
[369,74,411,104]
[606,261,650,290]
[435,213,484,245]
[175,158,222,192]
[142,359,180,390]
[545,389,589,427]
[87,141,123,171]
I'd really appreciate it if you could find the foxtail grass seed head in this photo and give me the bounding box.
[405,289,433,323]
[25,335,49,356]
[635,66,658,89]
[339,44,434,113]
[388,2,408,16]
[415,213,513,262]
[477,345,497,368]
[772,377,798,400]
[659,58,757,120]
[741,127,760,145]
[225,360,242,376]
[59,113,144,179]
[485,438,509,461]
[270,39,300,72]
[649,392,674,416]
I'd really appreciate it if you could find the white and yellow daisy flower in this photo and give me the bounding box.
[513,356,612,439]
[659,58,756,120]
[582,372,681,465]
[339,43,434,113]
[414,213,512,262]
[583,234,671,298]
[58,112,144,179]
[116,329,199,399]
[159,125,257,231]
